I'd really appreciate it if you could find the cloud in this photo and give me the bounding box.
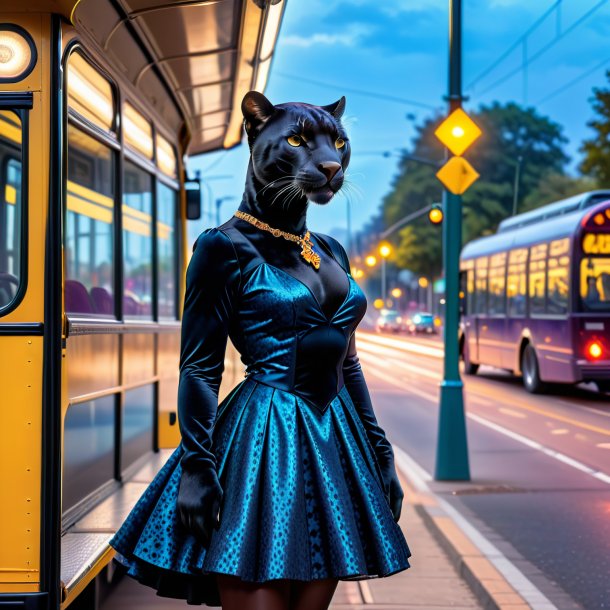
[282,23,372,48]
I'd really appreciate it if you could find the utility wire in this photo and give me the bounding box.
[466,0,562,91]
[536,56,610,104]
[275,72,438,111]
[479,0,608,97]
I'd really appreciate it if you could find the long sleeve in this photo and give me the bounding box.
[178,228,241,474]
[334,239,404,521]
[342,332,395,471]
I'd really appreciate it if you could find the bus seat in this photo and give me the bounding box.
[91,286,113,315]
[65,279,95,314]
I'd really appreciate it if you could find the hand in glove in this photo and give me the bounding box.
[177,468,223,547]
[176,229,241,544]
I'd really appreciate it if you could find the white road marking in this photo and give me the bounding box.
[498,407,528,419]
[358,343,439,380]
[357,332,444,359]
[467,412,610,484]
[360,357,438,403]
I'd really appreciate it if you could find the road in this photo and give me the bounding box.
[357,330,610,610]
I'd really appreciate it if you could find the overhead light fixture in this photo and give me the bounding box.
[0,25,37,82]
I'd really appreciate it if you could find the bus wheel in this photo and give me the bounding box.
[596,380,610,394]
[462,341,479,375]
[521,344,546,394]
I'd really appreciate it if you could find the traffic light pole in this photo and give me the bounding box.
[434,0,471,481]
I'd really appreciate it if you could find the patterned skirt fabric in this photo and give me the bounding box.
[109,378,412,606]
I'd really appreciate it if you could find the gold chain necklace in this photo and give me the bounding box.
[234,210,321,269]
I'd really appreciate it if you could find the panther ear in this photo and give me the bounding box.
[321,96,346,120]
[242,91,276,135]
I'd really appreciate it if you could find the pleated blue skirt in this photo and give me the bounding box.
[109,378,411,606]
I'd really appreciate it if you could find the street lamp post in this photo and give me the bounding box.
[435,0,471,481]
[379,243,392,305]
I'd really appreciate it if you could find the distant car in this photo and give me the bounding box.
[376,310,406,334]
[407,312,437,335]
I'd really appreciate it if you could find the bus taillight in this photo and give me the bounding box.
[585,339,605,361]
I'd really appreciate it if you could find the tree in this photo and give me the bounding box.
[521,174,597,212]
[580,69,610,185]
[374,102,570,278]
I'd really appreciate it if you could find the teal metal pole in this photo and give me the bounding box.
[434,0,470,481]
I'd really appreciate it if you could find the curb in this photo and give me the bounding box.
[395,456,554,610]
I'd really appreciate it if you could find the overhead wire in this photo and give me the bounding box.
[466,0,562,91]
[275,72,439,110]
[478,0,608,97]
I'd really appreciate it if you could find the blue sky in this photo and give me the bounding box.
[188,0,610,240]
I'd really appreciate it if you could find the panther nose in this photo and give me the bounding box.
[318,161,341,182]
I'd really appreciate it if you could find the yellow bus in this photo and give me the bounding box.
[0,2,285,608]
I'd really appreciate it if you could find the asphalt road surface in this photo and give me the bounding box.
[357,330,610,610]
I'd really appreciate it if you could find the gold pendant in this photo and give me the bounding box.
[300,231,321,269]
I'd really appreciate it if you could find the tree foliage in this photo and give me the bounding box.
[378,102,570,278]
[580,69,610,185]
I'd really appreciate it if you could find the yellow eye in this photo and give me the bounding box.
[335,137,345,149]
[287,135,302,147]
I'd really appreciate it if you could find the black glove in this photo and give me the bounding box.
[176,228,241,545]
[342,333,404,522]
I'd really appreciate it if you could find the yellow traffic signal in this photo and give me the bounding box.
[434,108,481,156]
[428,204,443,225]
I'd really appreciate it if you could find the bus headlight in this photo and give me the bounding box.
[0,26,37,82]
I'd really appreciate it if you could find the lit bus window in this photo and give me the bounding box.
[0,111,22,313]
[124,102,153,159]
[157,182,177,318]
[580,258,610,312]
[474,257,488,314]
[547,238,570,314]
[488,252,507,315]
[156,133,177,178]
[123,160,153,318]
[65,125,115,316]
[507,248,527,317]
[529,243,547,314]
[67,52,114,132]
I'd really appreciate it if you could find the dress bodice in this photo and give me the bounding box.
[220,223,368,412]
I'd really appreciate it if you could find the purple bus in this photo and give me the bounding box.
[459,191,610,394]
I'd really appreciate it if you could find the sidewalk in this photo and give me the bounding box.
[330,469,482,610]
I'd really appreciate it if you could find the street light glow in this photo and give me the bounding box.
[379,243,392,258]
[365,255,377,267]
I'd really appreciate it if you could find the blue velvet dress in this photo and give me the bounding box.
[109,222,411,606]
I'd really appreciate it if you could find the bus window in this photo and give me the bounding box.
[157,182,177,318]
[0,111,23,313]
[529,243,547,315]
[474,257,488,314]
[507,248,527,317]
[123,160,153,318]
[65,125,115,316]
[67,52,115,133]
[488,252,507,315]
[124,102,153,160]
[547,238,570,315]
[580,257,610,311]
